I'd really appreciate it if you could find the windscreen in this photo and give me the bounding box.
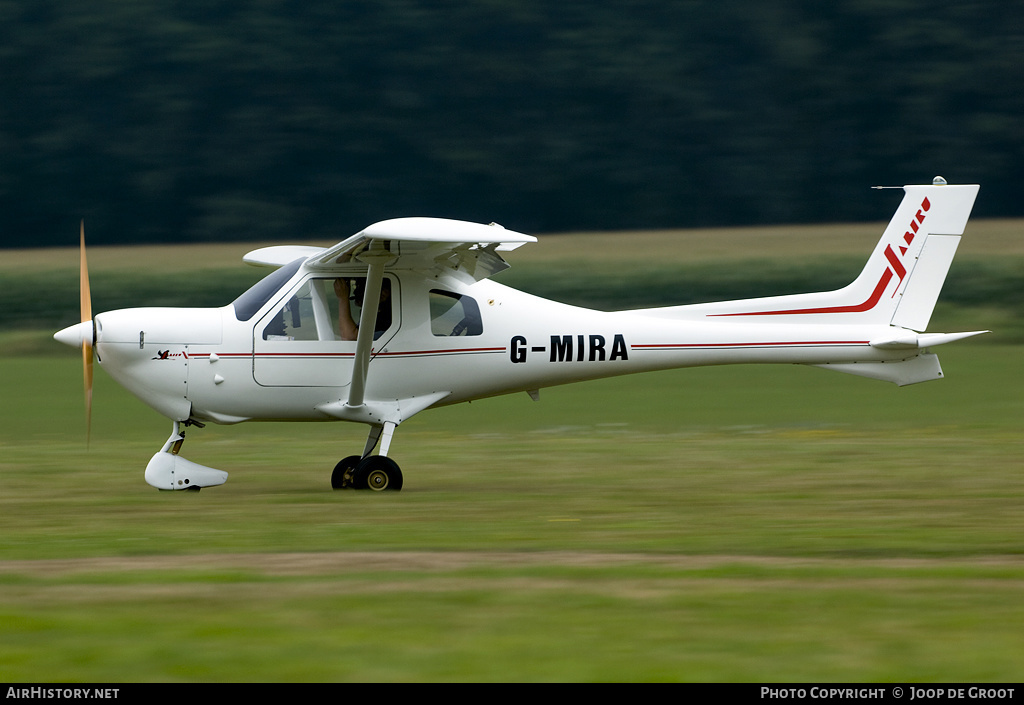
[231,258,304,321]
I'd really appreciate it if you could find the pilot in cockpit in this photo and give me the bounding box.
[334,277,392,341]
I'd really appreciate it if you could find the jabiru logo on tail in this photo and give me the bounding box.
[710,196,931,317]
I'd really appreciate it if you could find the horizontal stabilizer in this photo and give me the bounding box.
[869,330,989,350]
[917,330,989,347]
[809,353,943,386]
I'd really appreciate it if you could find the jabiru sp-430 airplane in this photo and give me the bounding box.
[55,177,984,492]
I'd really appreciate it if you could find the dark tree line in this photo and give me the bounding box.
[1,0,1021,247]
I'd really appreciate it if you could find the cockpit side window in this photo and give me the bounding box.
[232,258,304,321]
[260,276,396,342]
[262,279,339,341]
[429,290,482,336]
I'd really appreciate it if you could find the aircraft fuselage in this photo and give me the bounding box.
[94,273,918,427]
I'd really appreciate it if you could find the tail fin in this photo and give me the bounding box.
[845,180,978,330]
[884,183,978,331]
[692,179,979,329]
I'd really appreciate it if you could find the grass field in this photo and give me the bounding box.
[1,221,1022,681]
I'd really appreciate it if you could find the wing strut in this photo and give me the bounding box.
[346,244,391,409]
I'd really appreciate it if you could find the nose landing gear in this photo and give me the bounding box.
[146,420,228,491]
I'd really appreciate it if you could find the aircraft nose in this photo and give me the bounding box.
[54,320,95,348]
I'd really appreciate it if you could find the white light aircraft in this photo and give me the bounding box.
[55,178,984,492]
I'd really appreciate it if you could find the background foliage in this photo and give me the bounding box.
[2,1,1022,247]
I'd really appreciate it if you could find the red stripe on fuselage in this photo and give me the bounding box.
[633,340,868,351]
[708,269,893,317]
[199,347,506,359]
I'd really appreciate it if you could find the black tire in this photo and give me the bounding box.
[331,455,363,490]
[353,455,403,492]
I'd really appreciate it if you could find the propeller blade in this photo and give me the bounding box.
[80,221,93,445]
[80,220,91,323]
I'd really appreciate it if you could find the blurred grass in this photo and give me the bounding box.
[5,559,1023,682]
[2,343,1023,680]
[1,224,1022,681]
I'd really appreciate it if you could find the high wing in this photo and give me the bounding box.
[305,217,535,284]
[243,217,536,280]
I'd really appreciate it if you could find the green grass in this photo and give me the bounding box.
[5,561,1023,682]
[2,343,1023,681]
[1,224,1022,681]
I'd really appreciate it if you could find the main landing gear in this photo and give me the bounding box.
[332,421,404,491]
[332,455,403,491]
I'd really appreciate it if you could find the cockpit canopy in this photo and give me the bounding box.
[232,258,304,322]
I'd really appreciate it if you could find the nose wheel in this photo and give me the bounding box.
[332,454,403,491]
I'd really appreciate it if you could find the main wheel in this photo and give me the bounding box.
[353,455,403,491]
[331,455,363,490]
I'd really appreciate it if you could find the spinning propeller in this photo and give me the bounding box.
[53,221,96,444]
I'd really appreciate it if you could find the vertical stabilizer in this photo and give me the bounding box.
[867,181,978,330]
[669,180,979,327]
